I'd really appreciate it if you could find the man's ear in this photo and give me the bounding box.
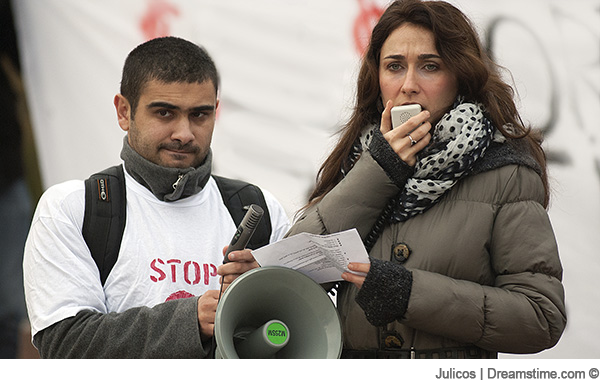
[114,94,132,132]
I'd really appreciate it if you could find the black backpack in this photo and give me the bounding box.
[82,165,272,285]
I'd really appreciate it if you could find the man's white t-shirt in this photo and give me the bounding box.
[23,170,290,337]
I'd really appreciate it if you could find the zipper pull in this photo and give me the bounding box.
[172,174,184,190]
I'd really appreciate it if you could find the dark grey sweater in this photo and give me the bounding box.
[34,296,210,358]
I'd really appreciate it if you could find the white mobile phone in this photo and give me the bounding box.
[391,104,422,129]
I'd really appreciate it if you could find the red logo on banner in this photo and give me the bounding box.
[353,0,384,55]
[140,0,180,40]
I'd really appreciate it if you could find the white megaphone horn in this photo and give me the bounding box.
[214,266,343,358]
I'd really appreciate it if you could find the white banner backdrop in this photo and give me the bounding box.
[13,0,599,358]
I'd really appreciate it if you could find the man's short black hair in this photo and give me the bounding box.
[120,36,220,117]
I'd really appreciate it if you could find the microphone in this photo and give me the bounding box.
[223,204,264,263]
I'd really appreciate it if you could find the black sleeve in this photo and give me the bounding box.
[368,128,414,188]
[33,297,212,358]
[355,258,413,326]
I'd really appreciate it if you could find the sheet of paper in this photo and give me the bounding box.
[252,228,370,283]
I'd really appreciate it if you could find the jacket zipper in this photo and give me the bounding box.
[172,174,184,190]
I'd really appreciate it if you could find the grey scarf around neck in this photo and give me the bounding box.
[120,136,212,202]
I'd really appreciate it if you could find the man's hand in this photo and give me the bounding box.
[217,247,260,287]
[197,290,220,340]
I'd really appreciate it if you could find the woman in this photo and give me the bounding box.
[286,0,566,358]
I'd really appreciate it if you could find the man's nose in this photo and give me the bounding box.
[171,118,195,144]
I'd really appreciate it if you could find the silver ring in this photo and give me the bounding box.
[408,134,418,145]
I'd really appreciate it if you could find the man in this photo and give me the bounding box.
[23,36,289,358]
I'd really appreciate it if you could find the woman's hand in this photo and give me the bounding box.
[341,262,371,289]
[380,100,432,166]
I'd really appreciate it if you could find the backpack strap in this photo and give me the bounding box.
[83,164,126,286]
[212,175,272,250]
[82,168,271,286]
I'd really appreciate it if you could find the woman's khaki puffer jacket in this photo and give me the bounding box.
[287,139,566,356]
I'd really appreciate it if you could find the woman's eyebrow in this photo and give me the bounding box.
[382,53,442,60]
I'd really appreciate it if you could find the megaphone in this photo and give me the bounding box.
[214,266,343,358]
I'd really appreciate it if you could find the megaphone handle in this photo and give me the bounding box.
[223,204,264,263]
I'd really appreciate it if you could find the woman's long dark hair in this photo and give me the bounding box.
[305,0,549,210]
